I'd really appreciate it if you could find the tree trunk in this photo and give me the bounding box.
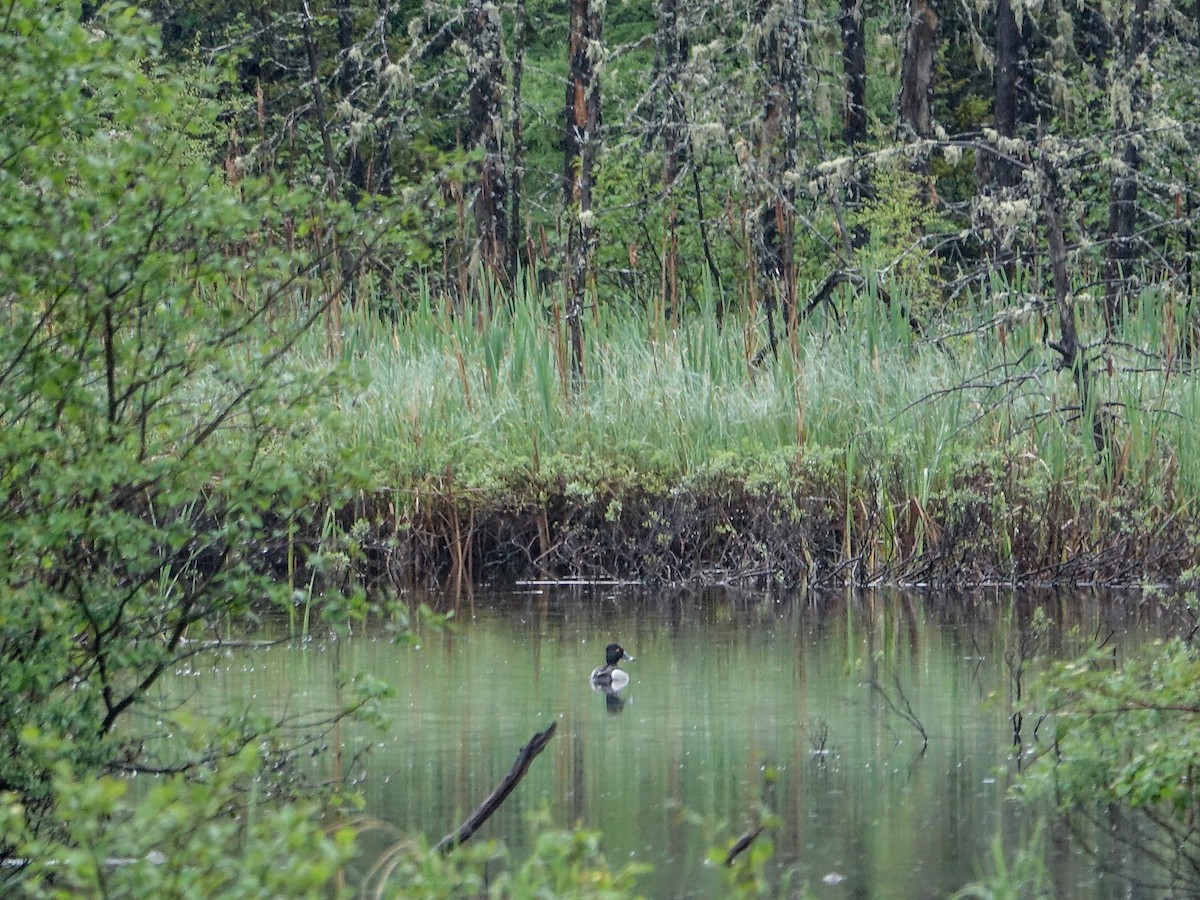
[840,0,869,247]
[509,0,527,281]
[300,0,356,302]
[752,0,802,354]
[1043,160,1107,457]
[300,0,338,197]
[897,0,937,203]
[978,0,1029,276]
[657,0,688,318]
[1103,0,1150,331]
[778,0,801,332]
[373,0,396,196]
[840,0,867,147]
[336,0,365,206]
[897,0,936,142]
[466,0,511,295]
[564,0,603,387]
[991,0,1024,188]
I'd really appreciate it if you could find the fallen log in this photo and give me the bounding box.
[434,721,558,855]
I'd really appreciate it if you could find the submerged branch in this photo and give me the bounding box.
[434,721,558,855]
[724,826,765,867]
[868,674,929,753]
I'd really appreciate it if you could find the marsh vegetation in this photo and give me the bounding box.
[5,0,1200,895]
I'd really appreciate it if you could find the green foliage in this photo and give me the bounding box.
[1031,638,1200,813]
[1018,637,1200,891]
[0,743,354,899]
[0,0,358,880]
[851,155,947,315]
[494,808,650,898]
[952,824,1052,900]
[365,808,650,898]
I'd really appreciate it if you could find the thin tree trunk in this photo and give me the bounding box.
[753,0,782,299]
[1103,0,1150,332]
[509,0,527,281]
[691,164,724,325]
[897,0,936,141]
[657,0,688,319]
[752,0,802,353]
[840,0,869,248]
[301,0,338,195]
[897,0,937,203]
[336,0,365,206]
[840,0,867,146]
[564,0,603,387]
[981,0,1028,277]
[300,0,356,302]
[373,0,396,196]
[466,0,510,296]
[779,0,801,331]
[1043,160,1107,456]
[991,0,1022,187]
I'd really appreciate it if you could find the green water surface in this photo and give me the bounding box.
[181,587,1172,898]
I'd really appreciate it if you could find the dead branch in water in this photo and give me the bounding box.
[868,673,929,753]
[434,721,558,855]
[724,825,765,867]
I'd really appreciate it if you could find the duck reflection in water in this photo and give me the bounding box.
[596,684,627,713]
[591,642,634,713]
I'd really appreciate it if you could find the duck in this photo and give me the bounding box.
[590,642,635,688]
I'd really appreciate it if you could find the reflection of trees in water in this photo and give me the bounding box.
[986,593,1200,896]
[1061,802,1200,897]
[337,584,1192,896]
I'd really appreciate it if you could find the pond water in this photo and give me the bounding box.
[178,586,1176,897]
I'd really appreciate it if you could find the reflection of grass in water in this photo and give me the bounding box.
[155,589,1170,897]
[206,595,1123,897]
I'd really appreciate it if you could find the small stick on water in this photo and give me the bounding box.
[434,721,558,855]
[724,825,764,867]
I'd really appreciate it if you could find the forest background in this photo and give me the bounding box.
[134,0,1200,590]
[4,0,1200,895]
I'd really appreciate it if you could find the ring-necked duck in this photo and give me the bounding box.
[590,642,635,688]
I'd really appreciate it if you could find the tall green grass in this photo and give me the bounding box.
[289,276,1200,528]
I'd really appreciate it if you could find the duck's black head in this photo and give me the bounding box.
[605,642,633,666]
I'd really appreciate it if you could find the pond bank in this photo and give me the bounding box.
[309,463,1196,591]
